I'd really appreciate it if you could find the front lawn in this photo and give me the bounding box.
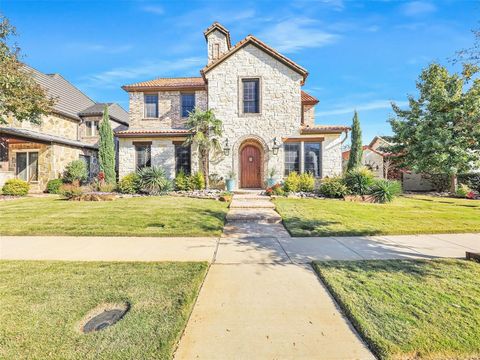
[275,195,480,237]
[313,259,480,359]
[0,196,228,236]
[0,260,207,359]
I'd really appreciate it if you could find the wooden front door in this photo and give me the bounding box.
[240,145,261,188]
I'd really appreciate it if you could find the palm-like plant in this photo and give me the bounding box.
[184,108,223,188]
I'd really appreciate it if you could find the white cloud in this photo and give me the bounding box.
[80,57,204,88]
[66,43,133,54]
[317,100,409,116]
[259,17,339,53]
[401,1,436,16]
[141,5,164,15]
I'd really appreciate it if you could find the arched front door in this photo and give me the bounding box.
[240,145,261,188]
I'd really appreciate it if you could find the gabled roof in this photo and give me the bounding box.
[0,127,97,150]
[122,77,206,92]
[301,125,350,134]
[301,91,319,105]
[201,35,309,84]
[78,103,129,125]
[342,145,385,160]
[204,22,232,49]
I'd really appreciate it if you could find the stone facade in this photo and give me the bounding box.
[128,90,207,130]
[78,115,127,145]
[302,105,315,127]
[9,113,79,141]
[206,29,229,64]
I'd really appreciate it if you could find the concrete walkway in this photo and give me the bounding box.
[174,192,375,360]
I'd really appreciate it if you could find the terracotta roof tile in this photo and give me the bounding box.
[301,91,319,105]
[301,125,350,134]
[122,77,205,91]
[116,129,190,137]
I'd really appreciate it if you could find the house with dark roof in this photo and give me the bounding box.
[119,22,348,188]
[0,65,128,192]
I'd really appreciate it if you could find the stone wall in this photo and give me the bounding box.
[8,113,79,141]
[78,115,128,145]
[118,137,193,179]
[322,134,344,178]
[128,90,207,130]
[302,105,315,127]
[207,29,229,64]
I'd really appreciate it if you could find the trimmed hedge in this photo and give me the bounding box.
[2,179,29,196]
[46,179,63,194]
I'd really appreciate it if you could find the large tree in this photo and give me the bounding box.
[346,110,363,172]
[184,108,222,189]
[389,63,480,192]
[0,15,54,124]
[98,106,116,184]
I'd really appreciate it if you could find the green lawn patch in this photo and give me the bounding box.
[0,196,228,236]
[275,195,480,237]
[313,259,480,359]
[0,260,207,359]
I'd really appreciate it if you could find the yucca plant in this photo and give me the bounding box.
[369,179,402,203]
[137,166,173,195]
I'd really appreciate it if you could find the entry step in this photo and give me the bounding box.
[230,199,275,209]
[226,208,282,223]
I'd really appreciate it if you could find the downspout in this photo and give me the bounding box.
[340,129,349,145]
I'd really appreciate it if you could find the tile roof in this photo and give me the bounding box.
[78,103,129,125]
[201,35,309,84]
[301,125,350,134]
[342,145,385,160]
[301,91,319,105]
[0,127,97,149]
[116,129,190,137]
[204,22,231,49]
[122,77,206,91]
[24,65,95,121]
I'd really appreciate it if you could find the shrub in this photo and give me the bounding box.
[344,167,375,195]
[319,177,349,198]
[63,160,88,184]
[265,183,285,196]
[97,182,116,192]
[59,183,84,199]
[456,183,471,198]
[283,171,300,193]
[174,170,190,191]
[190,171,205,190]
[369,179,402,203]
[2,179,29,196]
[137,166,173,195]
[298,172,315,192]
[459,173,480,192]
[46,179,63,194]
[117,173,140,194]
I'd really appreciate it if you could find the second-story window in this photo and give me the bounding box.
[86,120,99,136]
[181,93,195,118]
[144,94,158,118]
[242,78,260,113]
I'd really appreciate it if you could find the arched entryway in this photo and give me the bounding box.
[239,141,262,188]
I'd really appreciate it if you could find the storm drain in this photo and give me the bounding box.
[81,303,129,333]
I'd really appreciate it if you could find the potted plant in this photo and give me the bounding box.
[266,168,278,187]
[226,171,236,192]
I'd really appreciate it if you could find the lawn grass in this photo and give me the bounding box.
[0,260,208,359]
[313,259,480,359]
[0,196,228,236]
[275,195,480,237]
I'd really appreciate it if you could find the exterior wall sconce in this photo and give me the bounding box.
[223,139,231,156]
[272,137,280,155]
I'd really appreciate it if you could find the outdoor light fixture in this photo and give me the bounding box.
[223,139,231,156]
[272,137,280,155]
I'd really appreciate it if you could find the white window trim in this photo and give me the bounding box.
[144,93,159,119]
[85,120,98,137]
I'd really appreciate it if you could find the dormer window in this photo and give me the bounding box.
[242,78,260,114]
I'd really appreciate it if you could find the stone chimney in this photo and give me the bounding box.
[204,22,231,64]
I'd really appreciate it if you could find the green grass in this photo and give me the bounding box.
[313,259,480,359]
[275,195,480,237]
[0,196,228,236]
[0,260,207,359]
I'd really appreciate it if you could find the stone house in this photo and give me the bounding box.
[118,22,349,189]
[0,65,128,192]
[342,136,391,178]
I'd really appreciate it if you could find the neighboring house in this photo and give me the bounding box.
[342,136,390,178]
[118,22,349,189]
[0,65,128,192]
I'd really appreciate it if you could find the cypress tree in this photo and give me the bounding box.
[98,105,116,183]
[346,110,363,172]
